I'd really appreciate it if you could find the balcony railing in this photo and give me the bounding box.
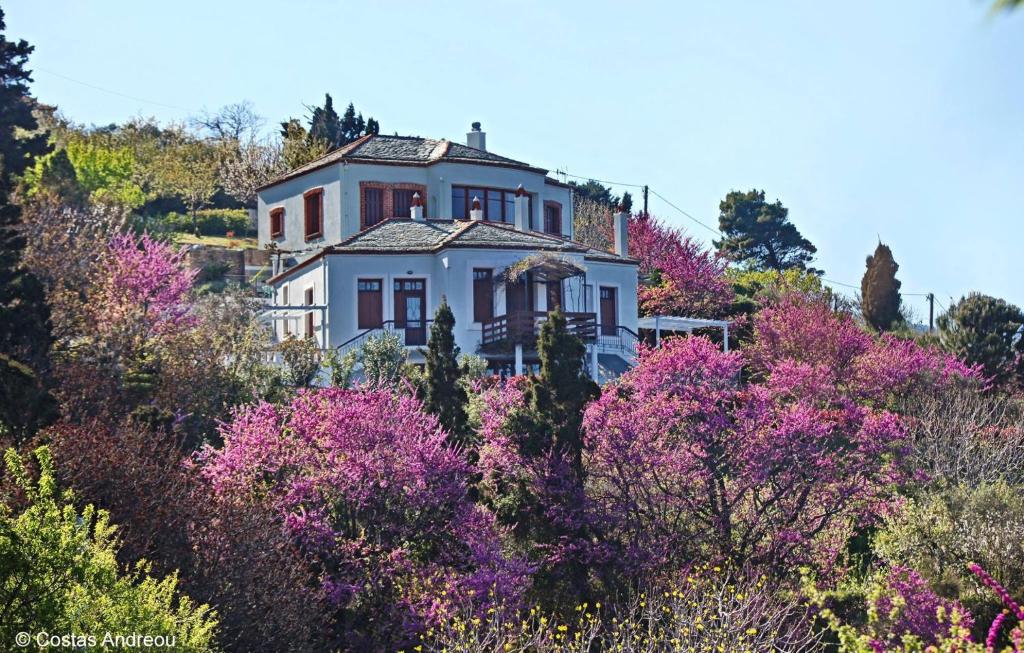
[336,319,432,357]
[480,311,597,351]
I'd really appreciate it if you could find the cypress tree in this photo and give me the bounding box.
[860,242,903,331]
[423,299,468,443]
[0,9,57,444]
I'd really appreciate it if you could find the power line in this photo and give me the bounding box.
[34,67,190,112]
[557,170,646,189]
[647,188,722,236]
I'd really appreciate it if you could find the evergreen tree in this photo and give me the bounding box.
[0,10,57,444]
[860,241,903,331]
[307,93,342,149]
[937,292,1024,386]
[423,299,468,443]
[715,189,819,273]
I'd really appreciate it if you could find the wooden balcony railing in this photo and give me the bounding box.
[480,311,597,350]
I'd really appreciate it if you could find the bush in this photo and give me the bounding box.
[147,208,250,236]
[0,446,219,651]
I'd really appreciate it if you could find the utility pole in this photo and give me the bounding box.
[642,185,649,218]
[928,293,934,333]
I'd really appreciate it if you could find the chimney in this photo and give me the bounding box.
[514,184,529,231]
[466,122,486,151]
[469,195,484,221]
[613,206,628,257]
[410,192,424,221]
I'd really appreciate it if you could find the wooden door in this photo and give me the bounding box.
[506,272,534,315]
[599,286,617,336]
[357,279,383,329]
[394,279,426,345]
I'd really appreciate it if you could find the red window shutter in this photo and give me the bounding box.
[472,269,494,322]
[270,208,284,238]
[304,189,323,240]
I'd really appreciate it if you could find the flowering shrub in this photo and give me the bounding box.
[813,563,1023,652]
[628,214,733,318]
[749,293,981,406]
[425,565,819,652]
[583,335,909,578]
[202,388,531,649]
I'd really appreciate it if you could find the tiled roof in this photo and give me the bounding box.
[268,219,636,283]
[259,134,549,190]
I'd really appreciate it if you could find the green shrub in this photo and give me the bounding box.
[0,446,219,651]
[147,209,250,236]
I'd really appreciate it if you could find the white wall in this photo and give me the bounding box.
[257,163,342,251]
[260,159,576,245]
[286,249,637,361]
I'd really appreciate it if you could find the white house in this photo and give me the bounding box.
[258,123,640,379]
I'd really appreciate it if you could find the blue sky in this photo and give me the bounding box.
[6,1,1023,315]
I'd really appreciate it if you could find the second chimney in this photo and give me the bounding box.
[613,206,629,257]
[410,192,424,221]
[467,122,486,151]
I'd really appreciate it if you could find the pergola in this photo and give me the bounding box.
[637,315,732,352]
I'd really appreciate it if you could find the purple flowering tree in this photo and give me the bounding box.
[202,387,531,649]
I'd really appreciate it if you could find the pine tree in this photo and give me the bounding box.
[715,189,819,273]
[860,242,902,331]
[423,299,468,444]
[0,9,57,444]
[938,293,1024,386]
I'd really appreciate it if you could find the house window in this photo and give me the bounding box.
[393,189,416,218]
[543,202,562,235]
[451,186,532,223]
[304,188,323,240]
[473,269,494,323]
[357,279,383,329]
[270,207,285,239]
[304,287,315,338]
[363,187,384,227]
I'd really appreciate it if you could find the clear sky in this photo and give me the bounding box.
[6,1,1023,315]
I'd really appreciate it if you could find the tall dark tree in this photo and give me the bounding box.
[938,293,1024,386]
[307,93,342,149]
[423,299,468,444]
[715,189,819,273]
[0,8,57,444]
[569,179,629,210]
[860,242,903,331]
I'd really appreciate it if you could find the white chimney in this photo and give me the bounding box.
[467,122,486,151]
[410,192,424,221]
[613,207,629,257]
[514,184,529,232]
[469,195,484,221]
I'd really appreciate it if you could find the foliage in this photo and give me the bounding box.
[476,310,599,605]
[811,562,1024,652]
[748,293,980,406]
[568,179,631,212]
[424,299,469,443]
[426,566,819,652]
[0,446,219,651]
[277,335,320,387]
[584,335,907,579]
[23,137,146,209]
[629,213,733,318]
[937,292,1024,386]
[47,417,331,652]
[218,137,283,205]
[861,242,903,332]
[203,388,530,649]
[0,11,56,445]
[728,266,830,317]
[874,483,1024,617]
[572,197,613,251]
[150,208,251,236]
[279,118,328,169]
[321,346,359,388]
[151,132,220,230]
[715,188,819,273]
[360,330,409,387]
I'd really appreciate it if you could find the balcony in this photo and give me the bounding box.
[479,311,597,352]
